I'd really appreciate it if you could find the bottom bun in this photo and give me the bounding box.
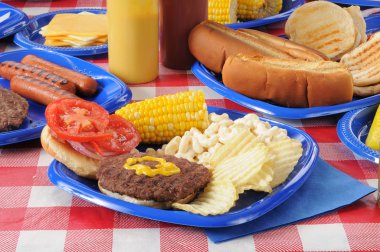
[354,84,380,97]
[40,126,100,179]
[98,183,196,209]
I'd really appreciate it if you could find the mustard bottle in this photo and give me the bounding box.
[107,0,159,84]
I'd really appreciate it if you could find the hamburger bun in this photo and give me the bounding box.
[285,1,362,60]
[40,126,101,179]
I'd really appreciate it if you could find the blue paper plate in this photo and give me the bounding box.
[0,49,132,146]
[13,8,107,56]
[48,106,319,228]
[192,14,380,119]
[327,0,380,7]
[0,2,29,40]
[227,0,304,29]
[337,105,379,163]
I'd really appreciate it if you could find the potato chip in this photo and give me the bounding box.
[209,129,260,167]
[236,163,274,193]
[213,143,273,192]
[172,180,238,216]
[267,138,303,187]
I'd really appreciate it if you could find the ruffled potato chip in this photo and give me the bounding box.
[210,129,259,167]
[267,138,303,187]
[172,180,238,216]
[213,143,273,192]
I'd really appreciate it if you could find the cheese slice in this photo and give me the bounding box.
[41,13,107,37]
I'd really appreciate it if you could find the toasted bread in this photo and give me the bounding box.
[285,1,357,60]
[353,83,380,97]
[340,32,380,87]
[345,6,367,46]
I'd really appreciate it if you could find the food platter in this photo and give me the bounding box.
[0,2,29,40]
[192,13,380,119]
[327,0,380,7]
[48,106,319,228]
[227,0,304,29]
[0,49,132,146]
[13,8,107,56]
[337,105,379,163]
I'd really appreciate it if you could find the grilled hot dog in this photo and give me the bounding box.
[10,75,78,105]
[0,61,76,93]
[21,55,98,97]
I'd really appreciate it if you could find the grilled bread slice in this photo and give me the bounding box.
[285,1,357,60]
[345,6,367,46]
[340,32,380,88]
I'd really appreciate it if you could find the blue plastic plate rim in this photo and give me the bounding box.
[337,105,379,164]
[0,2,29,40]
[0,49,132,146]
[13,8,107,56]
[192,14,380,119]
[327,0,380,7]
[226,0,304,29]
[48,106,319,228]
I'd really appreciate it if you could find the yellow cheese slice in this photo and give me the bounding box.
[41,13,107,37]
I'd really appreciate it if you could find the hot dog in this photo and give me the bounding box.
[0,61,76,93]
[10,75,78,105]
[21,55,98,97]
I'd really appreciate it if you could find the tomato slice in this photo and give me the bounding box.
[45,98,112,142]
[91,115,141,155]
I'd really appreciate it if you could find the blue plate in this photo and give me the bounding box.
[227,0,304,29]
[337,105,379,163]
[192,14,380,119]
[0,2,28,40]
[13,8,107,56]
[327,0,380,7]
[0,49,132,146]
[48,106,319,228]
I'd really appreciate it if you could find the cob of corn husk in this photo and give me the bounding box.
[115,90,209,144]
[208,0,283,24]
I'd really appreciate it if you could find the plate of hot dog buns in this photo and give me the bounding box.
[0,49,132,146]
[13,8,107,56]
[44,93,319,227]
[0,2,29,40]
[191,2,380,119]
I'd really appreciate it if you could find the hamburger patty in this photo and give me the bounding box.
[98,153,212,203]
[0,87,29,132]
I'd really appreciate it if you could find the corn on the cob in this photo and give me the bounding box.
[256,0,282,19]
[208,0,238,24]
[115,90,209,144]
[237,0,265,20]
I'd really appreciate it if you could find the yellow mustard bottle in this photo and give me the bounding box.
[107,0,159,84]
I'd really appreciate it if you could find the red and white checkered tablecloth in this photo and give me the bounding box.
[0,1,379,251]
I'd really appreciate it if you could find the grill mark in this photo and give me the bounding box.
[314,38,343,50]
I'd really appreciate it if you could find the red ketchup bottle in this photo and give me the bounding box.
[159,0,208,70]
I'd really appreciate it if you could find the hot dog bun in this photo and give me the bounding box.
[188,20,328,73]
[222,54,354,108]
[40,126,100,179]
